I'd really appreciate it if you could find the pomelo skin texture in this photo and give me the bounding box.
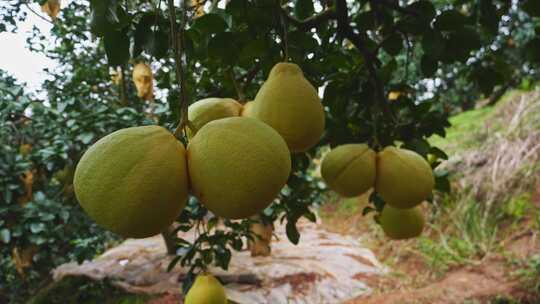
[188,98,242,137]
[184,274,227,304]
[187,117,291,219]
[321,144,376,197]
[246,62,325,152]
[240,100,254,117]
[74,126,189,238]
[375,146,435,209]
[379,205,425,240]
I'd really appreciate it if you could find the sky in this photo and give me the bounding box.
[0,3,57,92]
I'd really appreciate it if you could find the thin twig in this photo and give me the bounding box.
[376,0,419,17]
[227,69,246,102]
[241,61,262,97]
[168,0,189,138]
[281,6,336,31]
[120,65,128,106]
[24,3,55,25]
[277,1,289,61]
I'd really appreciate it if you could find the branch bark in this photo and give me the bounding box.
[162,226,177,255]
[375,0,419,17]
[168,0,189,138]
[281,6,337,31]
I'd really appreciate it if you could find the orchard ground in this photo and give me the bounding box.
[31,88,540,303]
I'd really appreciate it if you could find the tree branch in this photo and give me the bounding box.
[24,3,55,25]
[281,6,336,31]
[168,0,189,138]
[335,0,393,122]
[376,0,419,17]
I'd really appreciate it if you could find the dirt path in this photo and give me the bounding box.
[53,219,385,304]
[347,232,539,304]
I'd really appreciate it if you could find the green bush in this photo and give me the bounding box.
[0,71,152,303]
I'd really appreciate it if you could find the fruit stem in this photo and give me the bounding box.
[276,0,289,61]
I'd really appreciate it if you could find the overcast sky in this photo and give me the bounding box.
[0,2,57,92]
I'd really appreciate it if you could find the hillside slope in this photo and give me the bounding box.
[323,88,540,303]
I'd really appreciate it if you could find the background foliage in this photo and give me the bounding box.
[1,0,540,302]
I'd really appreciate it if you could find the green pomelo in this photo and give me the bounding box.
[184,274,227,304]
[188,97,242,137]
[375,146,435,209]
[187,117,291,219]
[379,205,425,240]
[321,144,376,197]
[74,126,189,238]
[246,62,325,152]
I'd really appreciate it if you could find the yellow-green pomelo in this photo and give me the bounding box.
[379,205,425,240]
[375,146,434,209]
[246,62,325,152]
[321,144,376,197]
[240,101,254,117]
[187,117,291,219]
[188,98,242,137]
[184,274,227,304]
[74,126,189,238]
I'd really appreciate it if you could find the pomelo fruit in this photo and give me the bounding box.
[187,117,291,219]
[240,100,254,117]
[188,98,242,137]
[379,205,425,240]
[73,126,189,238]
[375,146,434,209]
[184,273,227,304]
[321,144,376,197]
[245,62,325,152]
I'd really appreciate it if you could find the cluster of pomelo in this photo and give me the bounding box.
[73,62,324,304]
[321,144,434,240]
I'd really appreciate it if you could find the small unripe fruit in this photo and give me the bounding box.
[375,146,434,209]
[184,274,227,304]
[188,98,242,137]
[321,144,376,197]
[380,205,425,240]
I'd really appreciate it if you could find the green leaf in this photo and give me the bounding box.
[422,29,445,59]
[525,38,540,63]
[429,147,448,160]
[421,55,438,78]
[104,28,130,66]
[30,223,46,233]
[434,10,468,31]
[523,0,540,17]
[294,0,314,20]
[362,206,375,216]
[192,13,229,35]
[0,228,10,244]
[381,33,403,56]
[285,220,300,245]
[408,1,435,21]
[435,175,451,193]
[355,11,376,31]
[89,0,130,37]
[208,32,239,64]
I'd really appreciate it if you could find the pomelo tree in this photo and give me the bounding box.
[2,0,540,300]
